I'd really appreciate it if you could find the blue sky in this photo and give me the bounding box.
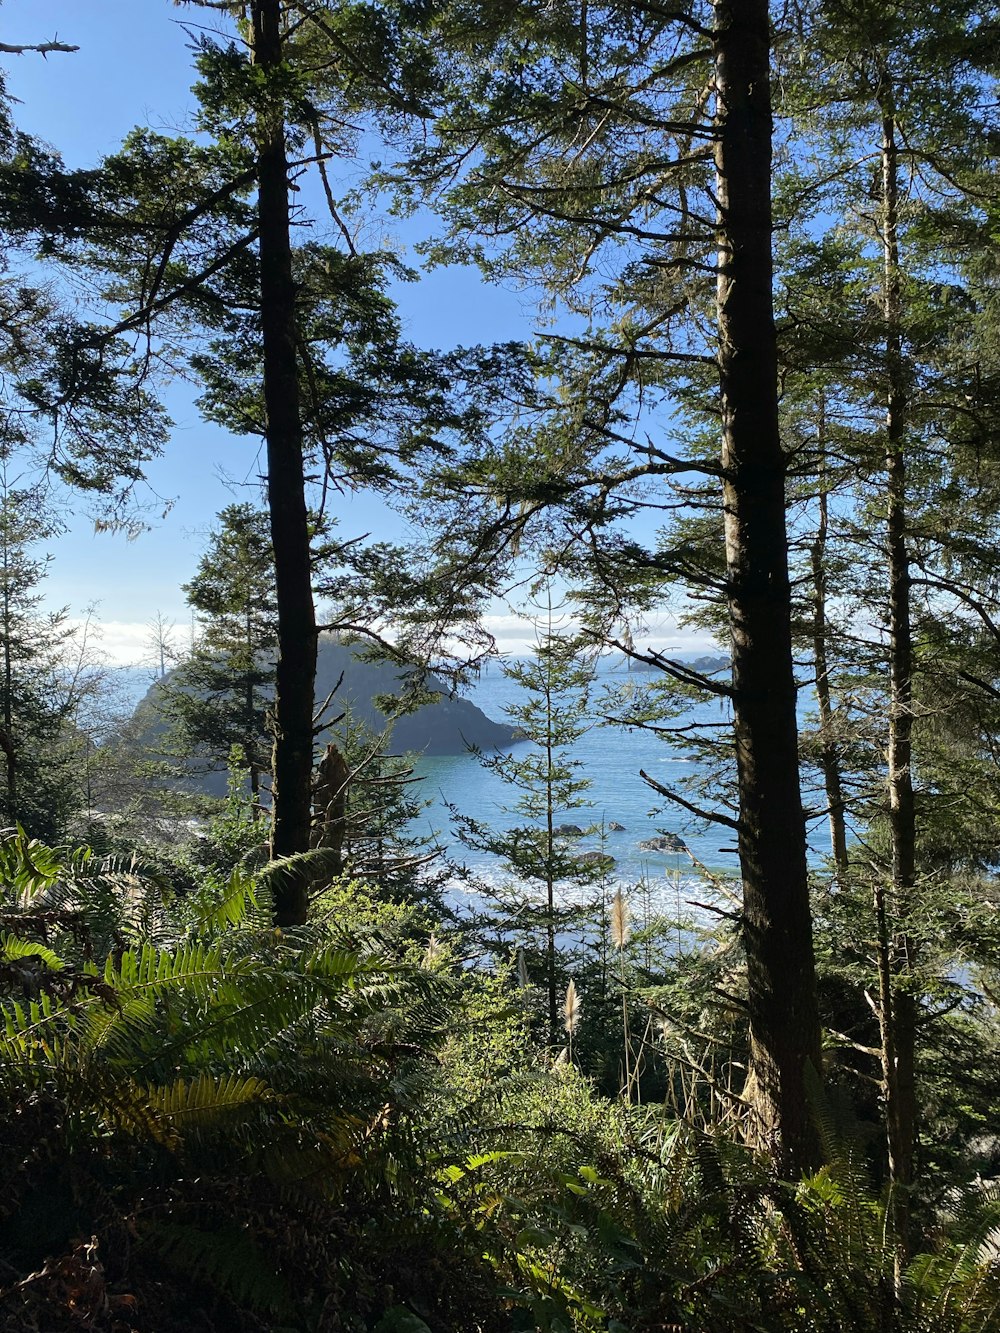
[1,1,713,665]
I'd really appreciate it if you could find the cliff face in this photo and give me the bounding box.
[134,636,517,794]
[313,638,517,756]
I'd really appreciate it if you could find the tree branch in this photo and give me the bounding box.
[616,642,733,697]
[639,768,740,829]
[538,330,715,366]
[0,40,79,56]
[90,229,260,344]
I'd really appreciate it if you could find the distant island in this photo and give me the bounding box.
[311,637,518,755]
[132,635,519,796]
[612,652,730,676]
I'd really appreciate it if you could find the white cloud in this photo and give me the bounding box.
[64,617,193,667]
[68,609,723,669]
[478,611,721,658]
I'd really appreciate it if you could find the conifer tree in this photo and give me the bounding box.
[773,0,1000,1249]
[43,0,515,921]
[452,596,601,1045]
[162,504,277,811]
[401,0,822,1168]
[0,469,96,840]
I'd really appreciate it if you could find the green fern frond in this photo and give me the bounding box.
[141,1220,296,1317]
[0,987,69,1058]
[104,940,228,993]
[256,846,344,909]
[89,1072,277,1150]
[902,1186,1000,1325]
[0,932,65,971]
[302,941,365,978]
[84,991,157,1059]
[0,827,66,903]
[143,1072,274,1125]
[191,866,259,932]
[0,831,179,967]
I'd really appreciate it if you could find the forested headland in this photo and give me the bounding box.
[2,2,1000,1329]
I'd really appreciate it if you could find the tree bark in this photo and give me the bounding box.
[251,0,317,924]
[810,407,849,873]
[244,604,263,819]
[545,663,558,1046]
[879,94,918,1272]
[714,0,822,1174]
[2,546,15,823]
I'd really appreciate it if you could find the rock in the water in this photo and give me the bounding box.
[553,823,585,837]
[639,834,687,853]
[608,821,626,832]
[576,850,616,867]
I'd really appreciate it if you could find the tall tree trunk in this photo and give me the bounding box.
[879,95,918,1271]
[810,405,850,873]
[251,0,317,924]
[244,605,263,819]
[714,0,822,1174]
[543,596,558,1045]
[2,533,15,821]
[545,727,557,1045]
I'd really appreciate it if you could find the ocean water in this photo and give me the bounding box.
[407,659,835,914]
[409,662,738,908]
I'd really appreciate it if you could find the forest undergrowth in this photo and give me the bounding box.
[1,810,999,1333]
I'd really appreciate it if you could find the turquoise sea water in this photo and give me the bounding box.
[410,661,789,901]
[408,660,830,906]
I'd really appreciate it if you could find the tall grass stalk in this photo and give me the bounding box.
[611,889,636,1102]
